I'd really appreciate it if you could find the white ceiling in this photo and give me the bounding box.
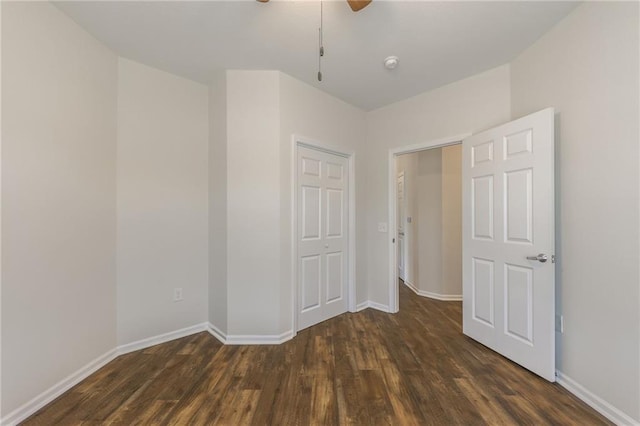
[55,0,578,111]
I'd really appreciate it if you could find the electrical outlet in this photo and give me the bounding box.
[555,314,564,333]
[174,287,183,302]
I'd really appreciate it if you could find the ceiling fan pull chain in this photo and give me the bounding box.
[320,0,324,57]
[318,26,322,82]
[318,0,324,82]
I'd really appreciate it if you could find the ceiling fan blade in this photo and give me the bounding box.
[347,0,372,12]
[257,0,370,12]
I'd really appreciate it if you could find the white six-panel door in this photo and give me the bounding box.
[297,145,349,331]
[462,108,556,381]
[397,172,406,281]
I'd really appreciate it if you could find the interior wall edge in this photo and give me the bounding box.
[207,322,227,344]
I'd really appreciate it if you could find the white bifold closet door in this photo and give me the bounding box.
[297,145,349,331]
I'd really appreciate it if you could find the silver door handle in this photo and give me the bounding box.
[527,253,548,263]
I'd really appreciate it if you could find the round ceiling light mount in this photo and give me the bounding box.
[384,56,399,70]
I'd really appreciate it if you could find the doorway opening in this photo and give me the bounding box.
[387,134,469,313]
[388,109,556,382]
[395,144,463,310]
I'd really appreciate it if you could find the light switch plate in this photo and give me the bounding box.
[378,222,388,233]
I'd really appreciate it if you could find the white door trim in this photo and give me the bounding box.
[292,135,356,334]
[387,133,471,313]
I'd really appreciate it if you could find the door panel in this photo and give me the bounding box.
[504,263,533,344]
[298,146,349,331]
[472,257,494,326]
[301,255,321,312]
[463,108,555,382]
[472,141,494,166]
[327,162,344,180]
[326,252,343,303]
[472,175,494,240]
[397,172,406,280]
[326,189,344,238]
[504,169,532,243]
[301,186,321,240]
[302,156,321,177]
[398,234,405,280]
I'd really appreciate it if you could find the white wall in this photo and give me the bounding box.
[400,146,462,298]
[226,70,282,336]
[365,65,511,307]
[279,72,367,331]
[116,58,209,345]
[511,2,640,422]
[208,72,227,334]
[417,149,443,295]
[1,2,117,416]
[441,145,462,297]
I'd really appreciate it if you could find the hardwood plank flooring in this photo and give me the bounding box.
[22,284,611,425]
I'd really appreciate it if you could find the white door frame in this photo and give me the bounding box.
[292,135,356,334]
[387,133,470,313]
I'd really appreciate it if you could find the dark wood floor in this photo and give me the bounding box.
[23,284,610,425]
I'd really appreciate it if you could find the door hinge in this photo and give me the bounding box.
[551,255,556,263]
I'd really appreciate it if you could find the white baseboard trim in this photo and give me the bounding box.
[206,322,228,344]
[368,301,391,313]
[117,323,209,355]
[421,291,462,302]
[403,280,462,301]
[225,330,295,345]
[0,348,119,426]
[207,323,295,345]
[356,301,369,312]
[354,300,391,313]
[556,371,639,426]
[403,280,421,296]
